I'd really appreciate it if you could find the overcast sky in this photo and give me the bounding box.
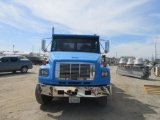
[0,0,160,59]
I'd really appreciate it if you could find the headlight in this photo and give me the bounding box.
[40,69,48,76]
[102,70,108,77]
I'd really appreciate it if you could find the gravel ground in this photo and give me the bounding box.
[0,65,160,120]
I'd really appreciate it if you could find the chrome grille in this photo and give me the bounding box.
[55,62,95,80]
[70,64,79,79]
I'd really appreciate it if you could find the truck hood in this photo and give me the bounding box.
[50,52,100,62]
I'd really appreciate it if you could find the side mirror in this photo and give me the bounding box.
[104,41,109,53]
[42,39,47,52]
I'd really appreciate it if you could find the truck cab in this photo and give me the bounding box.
[35,28,111,106]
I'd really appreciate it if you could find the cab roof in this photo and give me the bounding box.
[53,34,99,39]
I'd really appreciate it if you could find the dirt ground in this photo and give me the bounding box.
[0,65,160,120]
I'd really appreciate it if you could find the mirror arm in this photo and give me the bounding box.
[45,40,52,52]
[41,38,52,52]
[100,42,105,52]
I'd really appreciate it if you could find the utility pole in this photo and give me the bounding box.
[116,52,117,65]
[13,45,15,53]
[155,43,157,60]
[32,45,34,53]
[152,54,154,62]
[116,52,117,58]
[39,47,41,56]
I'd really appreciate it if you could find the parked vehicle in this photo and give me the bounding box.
[0,56,33,73]
[26,56,45,65]
[35,28,111,106]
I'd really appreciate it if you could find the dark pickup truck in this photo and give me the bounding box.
[0,56,33,73]
[26,56,45,65]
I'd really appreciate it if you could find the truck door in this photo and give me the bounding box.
[9,57,19,70]
[0,57,10,71]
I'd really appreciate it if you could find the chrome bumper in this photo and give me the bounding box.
[37,83,112,97]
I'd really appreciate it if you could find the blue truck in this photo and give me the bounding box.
[35,28,112,106]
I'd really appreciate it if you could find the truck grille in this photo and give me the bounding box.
[55,62,95,80]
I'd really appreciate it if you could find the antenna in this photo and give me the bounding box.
[52,27,54,35]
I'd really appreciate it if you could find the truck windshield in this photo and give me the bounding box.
[51,37,100,53]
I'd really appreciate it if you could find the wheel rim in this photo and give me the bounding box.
[22,67,27,73]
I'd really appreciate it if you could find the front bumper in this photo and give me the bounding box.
[37,83,112,97]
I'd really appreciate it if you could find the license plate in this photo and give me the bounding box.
[69,97,80,103]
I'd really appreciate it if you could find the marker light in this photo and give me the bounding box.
[42,60,47,65]
[103,62,107,67]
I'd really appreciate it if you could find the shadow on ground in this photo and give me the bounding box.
[144,78,160,82]
[0,72,36,77]
[39,84,157,120]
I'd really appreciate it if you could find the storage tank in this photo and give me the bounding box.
[127,58,134,65]
[119,58,127,65]
[134,58,144,66]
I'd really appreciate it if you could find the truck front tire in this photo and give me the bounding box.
[35,85,53,105]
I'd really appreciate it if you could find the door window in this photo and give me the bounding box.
[10,57,18,62]
[1,58,9,62]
